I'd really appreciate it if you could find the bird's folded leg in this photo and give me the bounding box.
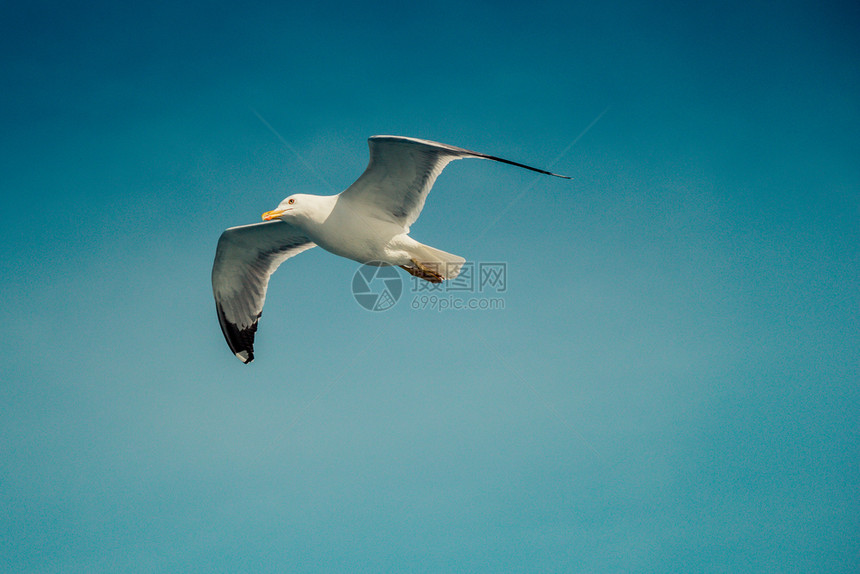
[400,259,445,283]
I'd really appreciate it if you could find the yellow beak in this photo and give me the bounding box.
[262,209,286,221]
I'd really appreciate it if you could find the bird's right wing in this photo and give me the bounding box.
[340,136,570,229]
[212,221,316,364]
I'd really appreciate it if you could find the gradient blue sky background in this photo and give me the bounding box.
[2,1,858,571]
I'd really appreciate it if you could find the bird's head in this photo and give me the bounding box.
[262,194,320,223]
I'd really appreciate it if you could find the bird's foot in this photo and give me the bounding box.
[400,259,445,283]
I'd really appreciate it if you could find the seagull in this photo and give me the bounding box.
[212,135,570,363]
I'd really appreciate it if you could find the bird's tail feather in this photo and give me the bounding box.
[411,243,466,280]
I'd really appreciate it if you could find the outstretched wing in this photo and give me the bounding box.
[339,135,570,228]
[212,221,316,364]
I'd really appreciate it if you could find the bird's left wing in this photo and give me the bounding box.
[212,221,316,364]
[339,135,570,229]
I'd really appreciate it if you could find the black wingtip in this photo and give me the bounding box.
[216,304,259,365]
[478,153,572,180]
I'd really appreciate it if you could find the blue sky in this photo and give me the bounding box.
[2,0,858,571]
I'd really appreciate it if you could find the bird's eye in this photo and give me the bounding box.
[288,198,295,205]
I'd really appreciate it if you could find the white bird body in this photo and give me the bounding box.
[212,135,570,363]
[290,193,457,269]
[295,194,408,263]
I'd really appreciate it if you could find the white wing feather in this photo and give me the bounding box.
[340,135,570,229]
[212,221,315,363]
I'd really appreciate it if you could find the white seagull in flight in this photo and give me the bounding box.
[212,135,570,363]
